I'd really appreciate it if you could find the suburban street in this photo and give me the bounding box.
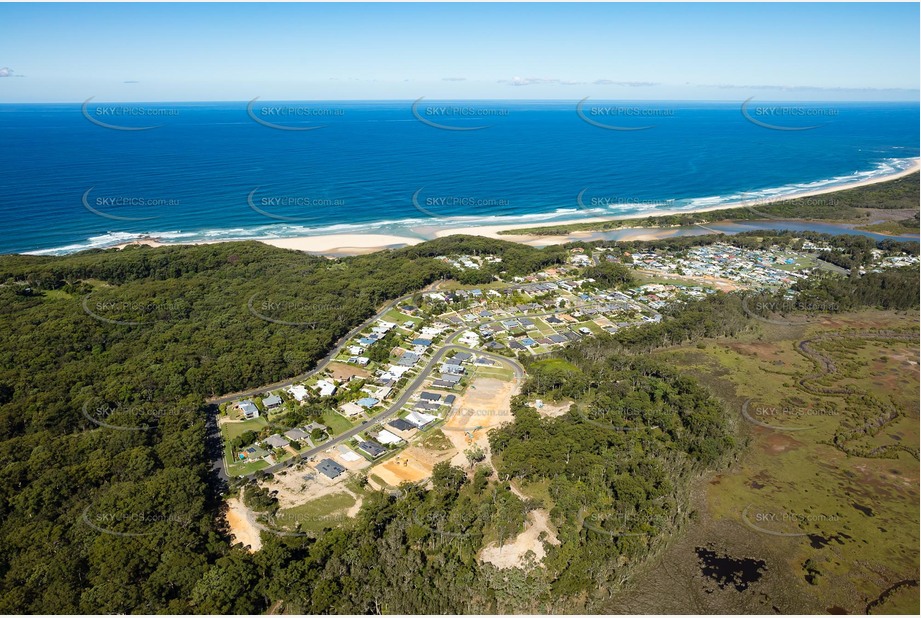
[211,281,641,481]
[243,345,523,478]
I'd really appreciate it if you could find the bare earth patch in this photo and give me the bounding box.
[369,446,449,487]
[326,361,371,381]
[265,461,363,508]
[226,494,263,552]
[533,399,572,419]
[479,483,560,570]
[444,377,518,470]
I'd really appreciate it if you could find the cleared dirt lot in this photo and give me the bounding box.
[262,455,368,508]
[370,376,520,487]
[369,446,448,487]
[326,361,371,381]
[226,494,263,552]
[445,377,518,469]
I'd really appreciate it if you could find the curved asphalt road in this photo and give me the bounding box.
[212,288,632,481]
[242,345,523,478]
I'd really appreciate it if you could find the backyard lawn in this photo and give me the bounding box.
[321,410,355,435]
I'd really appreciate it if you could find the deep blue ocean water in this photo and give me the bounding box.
[0,100,917,255]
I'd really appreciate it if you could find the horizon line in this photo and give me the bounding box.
[3,98,920,105]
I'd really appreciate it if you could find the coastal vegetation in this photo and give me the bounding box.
[498,172,919,236]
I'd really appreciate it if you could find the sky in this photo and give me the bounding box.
[0,2,919,102]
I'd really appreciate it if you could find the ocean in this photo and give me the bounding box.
[0,100,917,255]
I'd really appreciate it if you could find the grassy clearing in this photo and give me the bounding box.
[369,473,389,488]
[383,308,420,325]
[474,366,515,381]
[519,479,554,508]
[43,289,73,300]
[274,492,356,533]
[222,417,268,441]
[321,410,354,435]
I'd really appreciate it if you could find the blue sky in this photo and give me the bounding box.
[1,2,918,102]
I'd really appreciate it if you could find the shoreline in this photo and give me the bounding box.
[431,158,921,242]
[94,158,918,256]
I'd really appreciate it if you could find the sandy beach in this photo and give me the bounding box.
[260,234,424,255]
[114,233,425,254]
[432,158,921,242]
[112,159,918,256]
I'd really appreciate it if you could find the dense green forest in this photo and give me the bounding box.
[500,172,919,235]
[0,233,917,613]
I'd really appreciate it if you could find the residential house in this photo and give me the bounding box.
[396,352,420,367]
[284,428,310,442]
[317,458,346,479]
[404,410,436,428]
[237,400,259,419]
[263,395,283,410]
[340,402,365,417]
[315,379,337,398]
[388,418,416,433]
[357,440,386,458]
[304,422,328,434]
[374,429,403,445]
[287,384,309,402]
[240,445,268,461]
[264,434,290,449]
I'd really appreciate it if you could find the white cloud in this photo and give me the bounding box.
[500,77,584,87]
[500,77,658,87]
[593,79,659,87]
